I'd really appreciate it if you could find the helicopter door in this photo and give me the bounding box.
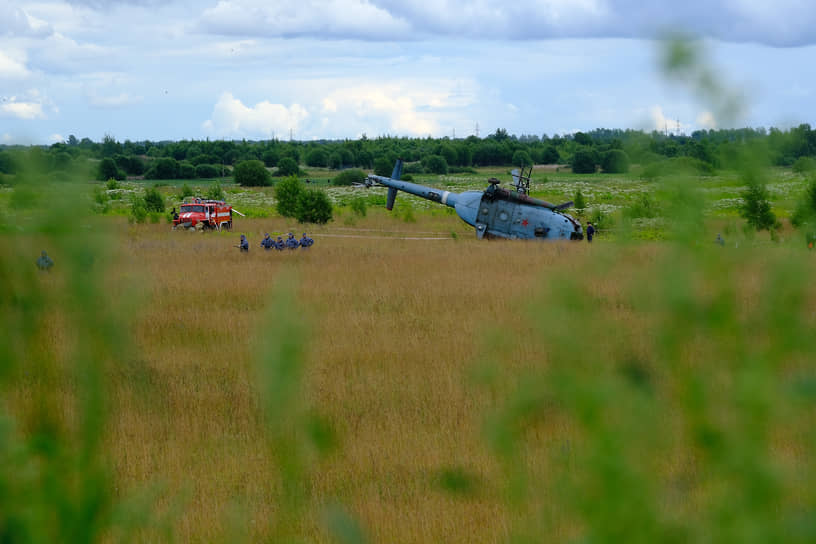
[478,197,516,238]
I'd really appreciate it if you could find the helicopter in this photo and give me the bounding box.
[366,160,584,241]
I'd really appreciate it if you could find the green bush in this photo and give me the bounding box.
[350,197,367,217]
[332,169,366,186]
[624,194,658,219]
[574,189,586,210]
[195,164,219,178]
[512,150,533,168]
[178,161,195,179]
[740,178,777,232]
[296,189,333,224]
[792,156,816,173]
[275,157,300,178]
[146,157,179,180]
[571,149,597,174]
[602,149,630,173]
[130,196,148,223]
[179,183,194,199]
[422,155,448,175]
[588,207,613,231]
[143,187,165,213]
[374,157,394,177]
[791,179,816,227]
[206,182,225,201]
[234,160,271,186]
[105,178,120,190]
[97,157,125,181]
[275,176,303,217]
[305,148,329,168]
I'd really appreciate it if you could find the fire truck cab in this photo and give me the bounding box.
[174,198,235,231]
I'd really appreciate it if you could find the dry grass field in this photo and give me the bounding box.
[4,204,816,542]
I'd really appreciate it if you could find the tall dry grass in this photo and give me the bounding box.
[5,211,816,542]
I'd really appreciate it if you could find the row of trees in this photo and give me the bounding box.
[3,124,816,182]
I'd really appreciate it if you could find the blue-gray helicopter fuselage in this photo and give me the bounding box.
[367,160,583,241]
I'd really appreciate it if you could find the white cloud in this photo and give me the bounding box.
[318,79,478,137]
[650,106,668,131]
[0,101,46,120]
[202,92,309,138]
[0,4,53,37]
[48,133,65,143]
[86,92,143,108]
[696,110,716,129]
[0,50,30,79]
[198,0,412,40]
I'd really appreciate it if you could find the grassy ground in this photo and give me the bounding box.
[2,170,816,542]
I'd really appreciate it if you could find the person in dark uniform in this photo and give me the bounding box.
[36,250,54,271]
[715,233,725,246]
[260,233,274,250]
[300,232,314,248]
[275,236,285,251]
[586,222,595,243]
[239,234,249,252]
[285,232,300,249]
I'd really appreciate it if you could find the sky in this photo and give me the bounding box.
[2,0,815,145]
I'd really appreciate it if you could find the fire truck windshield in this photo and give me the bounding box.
[181,205,205,213]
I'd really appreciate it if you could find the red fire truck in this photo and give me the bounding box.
[173,198,244,231]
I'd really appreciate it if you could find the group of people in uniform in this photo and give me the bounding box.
[239,232,314,252]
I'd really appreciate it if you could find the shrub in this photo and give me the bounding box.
[149,157,180,180]
[234,160,271,186]
[572,149,597,174]
[624,194,658,219]
[296,189,333,224]
[332,169,366,186]
[374,157,394,177]
[403,162,424,175]
[130,196,148,223]
[305,148,329,168]
[97,157,125,181]
[106,178,120,190]
[275,176,303,217]
[350,197,367,217]
[195,164,219,178]
[601,149,630,173]
[178,161,196,180]
[512,150,533,168]
[275,157,300,178]
[422,155,448,175]
[262,149,280,167]
[179,183,194,199]
[792,156,816,173]
[328,153,343,170]
[740,180,777,232]
[588,207,613,231]
[791,179,816,227]
[574,189,586,210]
[143,186,165,213]
[206,182,225,201]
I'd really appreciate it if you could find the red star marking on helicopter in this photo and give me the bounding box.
[522,219,529,227]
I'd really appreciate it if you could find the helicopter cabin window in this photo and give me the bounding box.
[534,227,549,237]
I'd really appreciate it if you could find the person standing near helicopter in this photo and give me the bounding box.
[586,222,595,243]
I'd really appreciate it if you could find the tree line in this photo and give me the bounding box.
[2,125,816,183]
